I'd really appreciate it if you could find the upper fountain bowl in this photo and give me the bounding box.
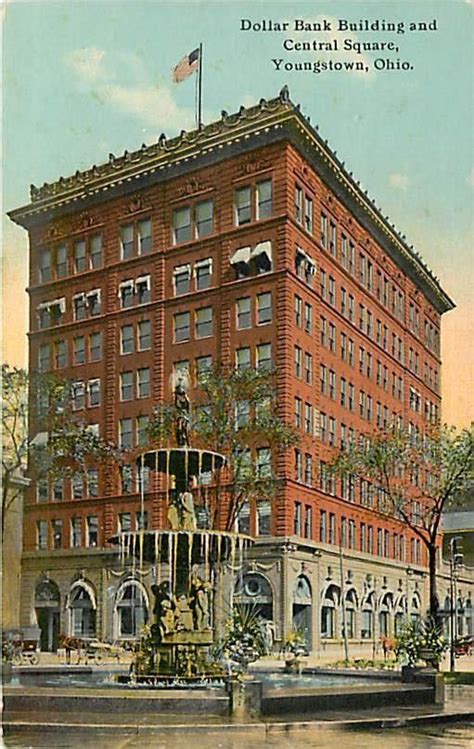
[137,448,226,478]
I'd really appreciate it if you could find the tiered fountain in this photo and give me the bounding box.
[113,381,253,686]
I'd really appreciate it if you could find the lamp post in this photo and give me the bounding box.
[449,536,463,672]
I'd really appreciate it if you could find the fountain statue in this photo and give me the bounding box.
[111,380,253,685]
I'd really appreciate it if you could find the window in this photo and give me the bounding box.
[138,218,152,254]
[257,292,272,325]
[294,397,302,428]
[294,346,302,378]
[173,206,192,243]
[256,343,272,371]
[138,320,151,351]
[304,505,312,538]
[304,195,313,233]
[39,248,51,283]
[53,478,64,502]
[88,379,100,407]
[86,516,99,547]
[87,289,101,316]
[236,400,250,429]
[295,449,302,481]
[320,317,327,348]
[329,513,336,544]
[72,381,85,410]
[120,372,133,401]
[320,268,327,300]
[256,447,272,478]
[136,510,148,530]
[304,302,313,334]
[119,280,134,308]
[329,370,336,400]
[136,276,151,304]
[329,323,336,353]
[196,306,213,338]
[89,332,101,362]
[256,180,272,220]
[119,512,132,533]
[120,325,134,355]
[328,277,336,307]
[121,224,134,259]
[136,415,149,447]
[236,297,251,329]
[73,294,87,321]
[56,244,68,277]
[91,234,102,268]
[195,258,212,290]
[53,339,67,369]
[294,502,302,536]
[87,469,99,498]
[196,355,212,382]
[38,343,50,372]
[304,353,312,384]
[72,473,84,500]
[137,368,150,398]
[121,465,134,494]
[71,518,82,548]
[295,185,303,223]
[174,312,190,342]
[37,520,48,550]
[304,403,312,434]
[320,412,327,442]
[37,479,48,502]
[329,221,336,255]
[235,185,251,225]
[294,295,302,327]
[236,347,251,369]
[295,248,316,285]
[74,240,87,272]
[119,418,133,449]
[304,453,313,486]
[237,501,250,535]
[329,416,336,446]
[257,501,271,536]
[320,511,327,543]
[320,364,327,395]
[320,212,328,248]
[174,264,191,295]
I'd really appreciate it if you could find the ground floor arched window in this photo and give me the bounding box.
[115,581,148,638]
[321,584,339,639]
[69,584,96,638]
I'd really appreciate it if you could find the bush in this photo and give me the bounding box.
[395,618,447,668]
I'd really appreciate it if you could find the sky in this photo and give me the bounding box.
[2,0,473,428]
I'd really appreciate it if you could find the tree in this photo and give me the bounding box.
[331,424,474,620]
[148,367,297,531]
[2,364,121,533]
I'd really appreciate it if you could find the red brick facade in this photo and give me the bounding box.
[12,92,452,575]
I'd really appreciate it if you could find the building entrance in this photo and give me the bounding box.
[35,579,60,651]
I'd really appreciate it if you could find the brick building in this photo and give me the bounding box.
[10,87,471,655]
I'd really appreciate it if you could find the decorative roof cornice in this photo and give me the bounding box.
[8,85,454,314]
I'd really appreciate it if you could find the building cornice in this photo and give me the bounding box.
[8,86,454,314]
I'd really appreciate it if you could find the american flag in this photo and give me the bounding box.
[172,48,200,83]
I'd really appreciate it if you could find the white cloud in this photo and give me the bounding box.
[389,173,410,190]
[100,83,194,131]
[67,47,194,131]
[67,47,108,83]
[466,166,474,188]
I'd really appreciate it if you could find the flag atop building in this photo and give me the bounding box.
[172,48,200,83]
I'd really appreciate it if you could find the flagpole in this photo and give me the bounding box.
[198,42,203,129]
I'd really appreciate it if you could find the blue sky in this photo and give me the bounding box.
[2,0,473,425]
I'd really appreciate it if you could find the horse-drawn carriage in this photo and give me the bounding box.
[2,627,40,665]
[59,635,124,664]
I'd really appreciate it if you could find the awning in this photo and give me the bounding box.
[135,275,151,290]
[86,288,101,301]
[173,264,191,276]
[230,246,251,265]
[194,257,212,271]
[296,248,316,275]
[118,280,134,297]
[251,240,272,262]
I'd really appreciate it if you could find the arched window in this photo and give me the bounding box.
[394,595,407,636]
[321,584,339,639]
[361,591,374,640]
[234,573,273,622]
[411,593,421,623]
[115,581,148,638]
[379,591,393,637]
[69,583,96,638]
[344,588,358,639]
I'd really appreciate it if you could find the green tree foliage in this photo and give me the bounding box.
[148,367,298,530]
[331,424,474,618]
[2,364,121,531]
